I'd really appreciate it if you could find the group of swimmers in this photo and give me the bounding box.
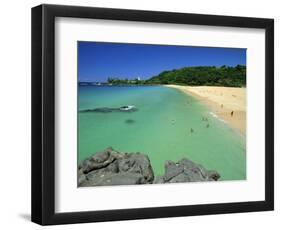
[190,116,210,133]
[173,109,235,134]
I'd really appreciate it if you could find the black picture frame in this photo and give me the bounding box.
[31,4,274,225]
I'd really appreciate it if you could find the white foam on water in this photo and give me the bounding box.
[209,112,227,124]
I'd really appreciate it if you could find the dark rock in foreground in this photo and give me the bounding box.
[78,147,154,186]
[154,159,220,184]
[78,147,220,187]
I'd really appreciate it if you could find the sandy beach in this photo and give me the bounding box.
[166,85,246,136]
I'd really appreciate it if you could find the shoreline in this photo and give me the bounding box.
[166,85,246,136]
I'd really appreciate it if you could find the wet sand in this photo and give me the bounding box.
[166,85,246,136]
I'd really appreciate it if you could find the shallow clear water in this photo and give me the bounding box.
[78,86,246,180]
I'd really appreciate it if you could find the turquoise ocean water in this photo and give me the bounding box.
[78,86,246,180]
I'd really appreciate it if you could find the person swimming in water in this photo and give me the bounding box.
[202,117,208,122]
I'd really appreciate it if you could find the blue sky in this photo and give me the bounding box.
[78,41,246,82]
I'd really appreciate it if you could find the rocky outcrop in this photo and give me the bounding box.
[154,159,220,184]
[78,148,220,187]
[79,107,138,113]
[78,147,154,186]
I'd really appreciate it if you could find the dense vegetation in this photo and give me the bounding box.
[106,65,246,87]
[146,65,246,87]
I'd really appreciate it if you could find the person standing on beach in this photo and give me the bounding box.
[231,111,234,117]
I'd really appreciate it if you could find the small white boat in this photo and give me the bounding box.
[119,105,135,111]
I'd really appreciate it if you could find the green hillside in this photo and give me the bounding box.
[146,65,246,87]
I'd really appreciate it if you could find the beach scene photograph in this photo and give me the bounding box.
[77,41,246,187]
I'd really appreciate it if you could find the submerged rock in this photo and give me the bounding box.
[125,119,136,124]
[78,148,220,187]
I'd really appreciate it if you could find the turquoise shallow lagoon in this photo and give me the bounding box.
[78,86,246,180]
